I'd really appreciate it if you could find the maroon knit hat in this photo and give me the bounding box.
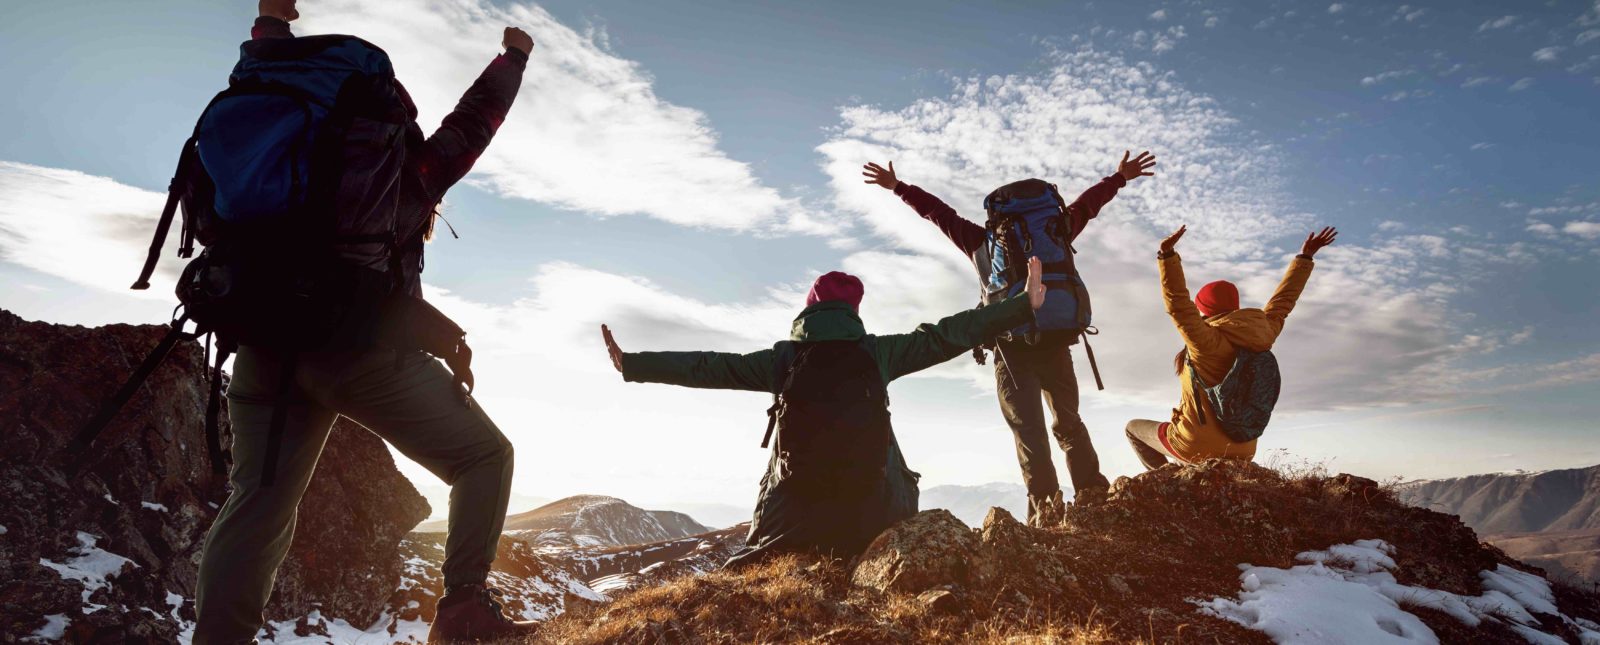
[806,272,864,311]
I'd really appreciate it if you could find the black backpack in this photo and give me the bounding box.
[762,339,892,494]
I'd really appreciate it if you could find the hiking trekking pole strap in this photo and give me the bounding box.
[1082,332,1105,391]
[204,344,234,477]
[69,317,194,471]
[133,141,195,290]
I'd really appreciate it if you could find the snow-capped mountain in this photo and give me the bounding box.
[920,482,1029,527]
[503,495,713,548]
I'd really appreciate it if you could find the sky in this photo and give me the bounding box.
[2,0,1598,519]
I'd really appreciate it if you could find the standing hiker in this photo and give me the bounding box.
[188,2,538,642]
[1125,225,1337,470]
[601,259,1050,566]
[862,152,1157,526]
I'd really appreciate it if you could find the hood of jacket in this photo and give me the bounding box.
[790,301,867,343]
[1205,307,1277,352]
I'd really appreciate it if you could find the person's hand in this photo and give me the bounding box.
[1160,225,1186,254]
[259,0,299,21]
[1300,226,1338,257]
[1117,150,1157,181]
[1026,257,1047,310]
[504,27,535,55]
[601,324,624,374]
[862,161,898,190]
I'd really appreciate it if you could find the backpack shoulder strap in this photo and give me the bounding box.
[762,341,799,448]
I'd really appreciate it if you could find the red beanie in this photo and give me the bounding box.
[1195,280,1239,317]
[806,271,864,311]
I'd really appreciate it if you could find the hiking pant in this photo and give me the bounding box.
[993,339,1109,500]
[1126,418,1179,471]
[193,347,514,645]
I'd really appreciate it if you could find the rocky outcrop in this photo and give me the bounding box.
[851,509,984,595]
[0,310,428,641]
[504,495,713,548]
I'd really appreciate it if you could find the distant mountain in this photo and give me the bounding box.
[503,495,712,548]
[1396,464,1600,535]
[1398,464,1600,583]
[921,482,1029,527]
[412,484,546,526]
[635,501,749,530]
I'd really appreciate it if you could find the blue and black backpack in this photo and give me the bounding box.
[975,178,1103,388]
[74,34,419,483]
[1189,348,1282,443]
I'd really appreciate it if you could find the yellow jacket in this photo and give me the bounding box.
[1158,253,1314,462]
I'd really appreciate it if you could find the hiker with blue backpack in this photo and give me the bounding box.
[1125,225,1338,469]
[601,259,1051,566]
[70,1,547,641]
[863,152,1156,526]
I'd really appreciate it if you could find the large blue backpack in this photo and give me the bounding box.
[1189,348,1282,442]
[976,179,1093,339]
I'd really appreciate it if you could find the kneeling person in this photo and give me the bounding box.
[601,259,1049,566]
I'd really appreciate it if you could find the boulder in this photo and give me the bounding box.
[851,509,985,595]
[0,310,428,639]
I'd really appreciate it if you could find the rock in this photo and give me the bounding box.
[1324,473,1384,504]
[916,588,962,615]
[977,508,1080,600]
[0,309,428,638]
[851,509,984,595]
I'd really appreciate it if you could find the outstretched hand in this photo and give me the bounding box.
[1118,150,1157,181]
[1300,226,1338,257]
[1160,225,1187,254]
[601,324,623,374]
[259,0,299,21]
[1025,257,1047,310]
[862,161,898,190]
[504,27,535,55]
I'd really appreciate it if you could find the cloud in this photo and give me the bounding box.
[1577,29,1600,45]
[1509,77,1535,91]
[1469,142,1494,151]
[1460,76,1497,88]
[1533,46,1564,62]
[1478,16,1518,32]
[1328,4,1345,14]
[812,48,1555,411]
[298,0,822,235]
[1564,221,1600,239]
[1205,16,1219,28]
[1149,9,1168,21]
[0,162,175,297]
[1361,69,1415,86]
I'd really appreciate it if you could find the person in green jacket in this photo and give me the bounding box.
[600,258,1047,566]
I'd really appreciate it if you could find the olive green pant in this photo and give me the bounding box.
[193,347,513,644]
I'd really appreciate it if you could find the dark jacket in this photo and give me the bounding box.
[892,175,1125,258]
[251,17,527,296]
[621,294,1035,565]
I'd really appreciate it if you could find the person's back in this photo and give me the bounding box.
[1123,226,1336,469]
[603,263,1048,565]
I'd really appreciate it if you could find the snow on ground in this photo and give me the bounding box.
[25,614,70,642]
[1198,539,1600,644]
[252,610,429,644]
[38,531,136,612]
[1,523,8,534]
[140,501,169,512]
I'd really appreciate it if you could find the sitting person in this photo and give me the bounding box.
[1126,225,1337,469]
[601,259,1048,566]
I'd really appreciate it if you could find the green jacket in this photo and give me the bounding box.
[621,293,1035,390]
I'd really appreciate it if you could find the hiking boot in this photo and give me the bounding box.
[1026,490,1066,528]
[1072,485,1109,507]
[427,583,540,643]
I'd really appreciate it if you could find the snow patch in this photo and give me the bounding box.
[102,493,119,505]
[254,609,428,644]
[26,614,70,642]
[38,531,136,611]
[140,501,169,512]
[0,523,7,534]
[1199,539,1598,644]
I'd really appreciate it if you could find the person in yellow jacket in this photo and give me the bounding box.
[1125,225,1338,468]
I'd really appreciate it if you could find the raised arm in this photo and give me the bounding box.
[1157,227,1228,356]
[602,325,777,392]
[863,161,986,256]
[1264,227,1335,330]
[1064,151,1154,241]
[406,29,532,210]
[875,258,1046,381]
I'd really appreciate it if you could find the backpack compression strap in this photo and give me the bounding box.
[132,140,198,290]
[205,340,235,477]
[762,343,802,449]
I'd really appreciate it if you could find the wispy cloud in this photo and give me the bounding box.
[1477,15,1518,32]
[1148,9,1168,21]
[1533,46,1564,62]
[1509,77,1535,92]
[1564,221,1600,240]
[1460,76,1497,88]
[0,162,173,297]
[299,0,823,235]
[1361,69,1415,86]
[1327,4,1345,15]
[1469,142,1495,151]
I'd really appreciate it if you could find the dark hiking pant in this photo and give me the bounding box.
[1126,418,1178,471]
[993,339,1109,501]
[193,347,514,644]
